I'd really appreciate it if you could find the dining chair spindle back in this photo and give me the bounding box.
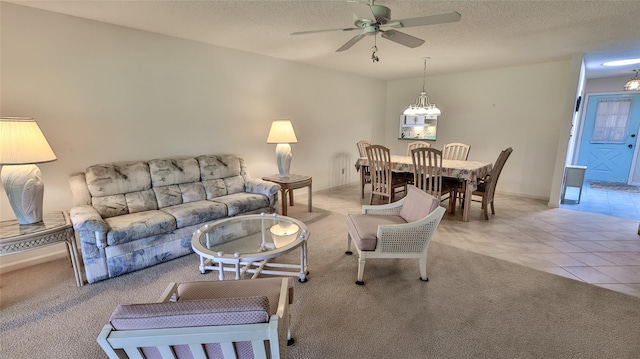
[406,141,431,156]
[443,143,471,161]
[366,144,407,204]
[411,147,453,204]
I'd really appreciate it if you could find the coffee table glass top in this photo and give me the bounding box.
[192,213,309,261]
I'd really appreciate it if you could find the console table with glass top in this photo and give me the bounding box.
[262,174,312,216]
[0,211,83,287]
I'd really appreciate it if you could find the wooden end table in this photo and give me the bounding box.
[262,174,312,216]
[0,211,83,287]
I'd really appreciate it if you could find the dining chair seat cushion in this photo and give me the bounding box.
[347,214,407,251]
[399,187,441,223]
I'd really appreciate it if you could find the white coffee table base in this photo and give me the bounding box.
[198,244,308,282]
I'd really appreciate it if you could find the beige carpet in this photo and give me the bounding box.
[1,207,640,358]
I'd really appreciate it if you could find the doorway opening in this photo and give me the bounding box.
[562,92,640,220]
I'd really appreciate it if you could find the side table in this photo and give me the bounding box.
[262,174,312,216]
[0,211,83,287]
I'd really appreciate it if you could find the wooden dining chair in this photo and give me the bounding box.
[357,140,372,199]
[456,147,513,220]
[366,144,407,204]
[442,142,471,204]
[442,142,471,160]
[411,147,454,209]
[406,141,431,155]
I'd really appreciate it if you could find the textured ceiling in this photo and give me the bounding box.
[8,0,640,81]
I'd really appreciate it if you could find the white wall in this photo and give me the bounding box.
[386,60,575,199]
[0,3,387,270]
[586,76,633,93]
[0,2,387,219]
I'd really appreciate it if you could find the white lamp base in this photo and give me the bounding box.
[1,164,45,224]
[275,143,292,178]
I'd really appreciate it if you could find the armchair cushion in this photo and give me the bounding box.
[346,214,406,251]
[109,296,270,330]
[399,186,440,223]
[176,277,294,315]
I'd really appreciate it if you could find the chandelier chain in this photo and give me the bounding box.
[422,58,427,92]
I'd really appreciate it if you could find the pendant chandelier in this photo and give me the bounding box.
[623,69,640,91]
[403,58,441,116]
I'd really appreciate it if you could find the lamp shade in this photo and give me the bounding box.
[266,120,298,144]
[0,117,57,164]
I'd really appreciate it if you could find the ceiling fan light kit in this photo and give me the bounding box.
[291,1,461,60]
[623,69,640,91]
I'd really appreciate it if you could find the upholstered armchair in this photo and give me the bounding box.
[98,277,293,359]
[345,186,446,285]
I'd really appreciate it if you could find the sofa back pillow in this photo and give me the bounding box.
[198,155,244,196]
[85,161,151,197]
[198,155,241,181]
[149,157,200,187]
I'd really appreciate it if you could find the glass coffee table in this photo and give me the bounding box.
[191,213,310,282]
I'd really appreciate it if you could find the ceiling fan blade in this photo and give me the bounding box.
[291,27,359,35]
[336,33,367,52]
[388,11,462,28]
[380,29,425,48]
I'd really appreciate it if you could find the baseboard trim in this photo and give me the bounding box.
[0,247,69,274]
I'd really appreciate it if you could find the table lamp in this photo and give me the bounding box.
[266,119,298,178]
[0,117,57,224]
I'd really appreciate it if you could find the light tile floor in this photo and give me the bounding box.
[290,183,640,298]
[560,180,640,220]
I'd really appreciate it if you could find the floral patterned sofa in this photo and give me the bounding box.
[69,154,280,284]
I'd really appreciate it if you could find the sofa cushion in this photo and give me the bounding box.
[105,210,177,246]
[212,193,270,216]
[149,157,200,187]
[160,200,228,228]
[109,296,270,330]
[346,214,407,251]
[92,194,128,218]
[203,179,227,199]
[224,175,245,195]
[179,182,206,203]
[154,185,183,208]
[125,189,158,214]
[85,161,151,197]
[198,155,241,180]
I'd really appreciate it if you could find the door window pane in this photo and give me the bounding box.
[591,98,632,143]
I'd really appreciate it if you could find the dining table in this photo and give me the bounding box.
[356,155,493,222]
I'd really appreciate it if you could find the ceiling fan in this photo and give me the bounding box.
[290,0,461,55]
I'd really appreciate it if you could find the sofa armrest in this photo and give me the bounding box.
[69,205,109,233]
[245,178,281,197]
[246,179,281,208]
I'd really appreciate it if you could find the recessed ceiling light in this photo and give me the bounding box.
[603,58,640,67]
